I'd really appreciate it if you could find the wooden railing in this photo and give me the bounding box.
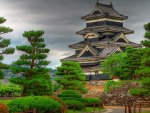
[133,101,150,113]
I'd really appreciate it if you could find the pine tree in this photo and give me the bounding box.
[130,23,150,97]
[137,23,150,77]
[101,52,127,79]
[101,47,142,80]
[0,17,15,79]
[11,30,52,96]
[55,61,87,93]
[121,47,142,79]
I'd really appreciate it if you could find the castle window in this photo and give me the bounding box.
[87,21,123,27]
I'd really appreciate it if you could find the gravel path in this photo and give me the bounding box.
[103,108,124,113]
[104,108,150,113]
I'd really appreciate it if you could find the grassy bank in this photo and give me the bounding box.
[68,107,105,113]
[0,100,12,105]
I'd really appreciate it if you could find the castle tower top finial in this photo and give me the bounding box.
[96,0,99,3]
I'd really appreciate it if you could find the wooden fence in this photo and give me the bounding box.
[133,101,150,113]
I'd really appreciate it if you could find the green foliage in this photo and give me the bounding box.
[101,53,127,78]
[58,90,86,110]
[52,82,61,92]
[137,22,150,77]
[0,100,12,105]
[84,98,102,106]
[129,88,149,97]
[8,96,62,113]
[55,61,87,93]
[130,77,150,97]
[122,47,142,79]
[10,30,52,96]
[64,100,84,110]
[102,47,142,80]
[136,48,150,77]
[0,82,23,97]
[130,22,150,98]
[0,70,4,79]
[3,47,15,54]
[0,17,14,79]
[0,39,10,48]
[104,80,122,93]
[58,90,82,101]
[0,17,6,24]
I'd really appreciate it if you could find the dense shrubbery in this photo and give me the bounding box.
[8,96,62,113]
[0,82,22,97]
[104,80,122,92]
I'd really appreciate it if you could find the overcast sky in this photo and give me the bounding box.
[0,0,150,69]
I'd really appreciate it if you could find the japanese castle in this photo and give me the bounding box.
[62,1,141,80]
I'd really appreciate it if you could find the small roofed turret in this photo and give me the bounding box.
[81,2,128,21]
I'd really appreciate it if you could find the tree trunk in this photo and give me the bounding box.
[125,105,127,113]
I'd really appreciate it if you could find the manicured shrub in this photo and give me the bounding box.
[104,80,122,92]
[64,100,84,110]
[85,98,101,105]
[84,98,103,108]
[58,90,82,100]
[0,82,22,97]
[8,96,62,113]
[58,90,85,110]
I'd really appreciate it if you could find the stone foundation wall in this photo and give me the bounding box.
[83,80,107,98]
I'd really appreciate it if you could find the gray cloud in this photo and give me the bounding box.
[0,0,149,68]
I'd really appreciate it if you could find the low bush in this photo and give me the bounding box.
[0,82,22,97]
[8,96,62,113]
[64,100,84,110]
[104,80,122,92]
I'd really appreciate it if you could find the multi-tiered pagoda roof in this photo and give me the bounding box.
[62,1,141,80]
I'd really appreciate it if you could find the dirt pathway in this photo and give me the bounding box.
[103,106,150,113]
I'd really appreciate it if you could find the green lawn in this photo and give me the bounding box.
[142,111,150,113]
[0,100,12,105]
[68,107,105,113]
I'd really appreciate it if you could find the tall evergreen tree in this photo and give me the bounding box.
[55,61,87,93]
[121,47,142,79]
[130,23,150,98]
[0,17,14,79]
[101,47,142,80]
[137,23,150,77]
[101,52,127,79]
[11,30,52,96]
